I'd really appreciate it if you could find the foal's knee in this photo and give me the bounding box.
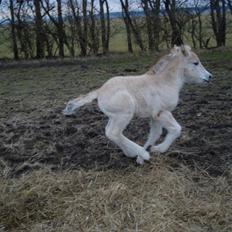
[171,124,182,138]
[105,129,120,142]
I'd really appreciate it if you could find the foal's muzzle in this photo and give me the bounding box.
[203,74,213,83]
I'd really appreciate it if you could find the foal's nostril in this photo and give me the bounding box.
[209,75,212,79]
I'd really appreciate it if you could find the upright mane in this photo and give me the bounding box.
[148,45,190,74]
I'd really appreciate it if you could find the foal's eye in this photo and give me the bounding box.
[193,62,199,66]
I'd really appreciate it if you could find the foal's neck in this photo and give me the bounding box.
[168,69,184,91]
[161,58,185,92]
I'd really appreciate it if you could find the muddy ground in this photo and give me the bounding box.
[0,53,231,177]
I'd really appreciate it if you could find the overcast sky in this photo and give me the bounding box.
[108,1,121,12]
[0,1,122,19]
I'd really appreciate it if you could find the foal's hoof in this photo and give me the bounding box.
[150,145,166,154]
[136,150,150,165]
[136,156,145,165]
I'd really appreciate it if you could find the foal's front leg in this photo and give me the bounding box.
[144,118,162,150]
[150,111,181,153]
[105,115,150,165]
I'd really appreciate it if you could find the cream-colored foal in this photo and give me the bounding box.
[63,45,212,164]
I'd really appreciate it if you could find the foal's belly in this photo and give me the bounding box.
[135,108,152,118]
[134,93,179,118]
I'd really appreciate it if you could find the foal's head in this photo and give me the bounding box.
[152,45,212,84]
[174,45,212,83]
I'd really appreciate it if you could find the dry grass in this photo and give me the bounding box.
[0,158,231,232]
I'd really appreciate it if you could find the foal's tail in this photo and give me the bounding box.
[63,89,99,115]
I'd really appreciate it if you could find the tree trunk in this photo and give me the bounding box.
[99,0,109,54]
[105,0,110,52]
[221,0,226,46]
[123,12,133,53]
[210,0,226,47]
[150,0,161,51]
[9,0,19,59]
[190,18,197,48]
[142,0,154,51]
[120,0,145,51]
[228,0,232,14]
[164,0,183,46]
[34,0,44,58]
[68,0,86,56]
[57,0,64,57]
[89,0,99,54]
[121,0,133,53]
[198,13,203,48]
[82,0,88,56]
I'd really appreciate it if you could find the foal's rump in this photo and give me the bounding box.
[97,75,144,117]
[98,89,136,118]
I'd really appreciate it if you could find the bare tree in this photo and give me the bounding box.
[43,22,56,57]
[120,0,145,51]
[141,0,161,51]
[68,0,87,56]
[41,0,72,57]
[15,1,35,58]
[9,0,19,59]
[149,0,161,50]
[193,0,203,48]
[57,0,65,57]
[188,0,212,49]
[228,0,232,14]
[82,0,88,55]
[34,0,44,58]
[210,0,226,46]
[89,0,100,54]
[121,0,133,53]
[142,0,154,50]
[99,0,110,54]
[163,0,183,46]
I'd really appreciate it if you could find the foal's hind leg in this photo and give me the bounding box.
[144,118,162,150]
[150,111,181,153]
[105,115,150,164]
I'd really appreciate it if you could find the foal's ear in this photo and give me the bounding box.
[181,45,191,56]
[171,45,180,55]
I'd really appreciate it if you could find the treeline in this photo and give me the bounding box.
[0,0,232,59]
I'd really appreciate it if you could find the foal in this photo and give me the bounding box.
[63,45,212,164]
